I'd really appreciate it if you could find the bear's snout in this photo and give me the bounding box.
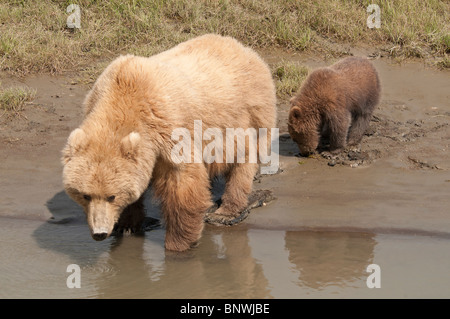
[86,202,116,241]
[90,224,113,241]
[297,146,313,157]
[92,232,108,241]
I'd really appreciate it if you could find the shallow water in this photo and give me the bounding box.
[1,216,449,299]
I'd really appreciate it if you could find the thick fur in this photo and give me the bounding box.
[288,56,380,156]
[62,34,276,251]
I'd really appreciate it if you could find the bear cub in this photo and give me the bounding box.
[288,56,380,156]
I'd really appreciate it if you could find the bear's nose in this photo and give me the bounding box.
[92,232,108,241]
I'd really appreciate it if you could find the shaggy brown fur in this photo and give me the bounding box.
[288,56,380,156]
[61,34,276,251]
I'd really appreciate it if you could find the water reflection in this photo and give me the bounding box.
[34,191,376,298]
[284,231,375,290]
[248,229,375,296]
[93,227,270,298]
[88,227,376,298]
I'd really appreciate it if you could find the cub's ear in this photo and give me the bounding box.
[121,132,140,159]
[62,128,87,165]
[288,106,303,134]
[289,106,302,120]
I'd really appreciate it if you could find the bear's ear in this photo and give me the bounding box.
[290,106,301,120]
[288,106,303,134]
[121,132,140,159]
[62,128,87,164]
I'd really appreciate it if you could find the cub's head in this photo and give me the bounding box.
[61,128,146,241]
[287,103,320,157]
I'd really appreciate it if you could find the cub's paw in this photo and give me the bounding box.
[321,148,344,159]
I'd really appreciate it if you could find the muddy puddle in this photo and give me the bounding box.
[1,216,450,298]
[0,55,449,298]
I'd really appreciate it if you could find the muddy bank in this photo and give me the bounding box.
[250,55,450,235]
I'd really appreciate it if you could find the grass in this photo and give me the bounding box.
[0,84,36,116]
[436,54,450,69]
[0,0,448,76]
[272,61,309,97]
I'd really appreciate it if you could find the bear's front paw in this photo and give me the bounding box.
[165,238,198,252]
[321,151,339,160]
[112,216,161,235]
[346,145,361,153]
[112,224,140,236]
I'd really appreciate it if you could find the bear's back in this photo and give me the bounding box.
[143,34,277,130]
[331,57,380,94]
[83,35,276,140]
[331,57,380,112]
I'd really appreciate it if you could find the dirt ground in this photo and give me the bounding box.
[0,50,449,298]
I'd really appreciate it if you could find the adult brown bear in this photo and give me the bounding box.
[61,34,276,251]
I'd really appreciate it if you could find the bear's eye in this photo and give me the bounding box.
[83,194,92,201]
[107,195,115,203]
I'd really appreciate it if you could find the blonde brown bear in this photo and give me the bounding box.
[61,34,276,251]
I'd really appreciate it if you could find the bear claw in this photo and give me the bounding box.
[204,189,274,226]
[112,216,161,236]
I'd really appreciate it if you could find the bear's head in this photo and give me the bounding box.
[287,104,320,157]
[61,128,147,241]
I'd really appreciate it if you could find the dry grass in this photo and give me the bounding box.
[0,84,36,116]
[0,0,448,76]
[272,61,309,97]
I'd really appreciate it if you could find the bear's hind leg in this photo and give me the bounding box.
[347,113,372,147]
[156,165,214,251]
[327,110,351,154]
[208,163,257,223]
